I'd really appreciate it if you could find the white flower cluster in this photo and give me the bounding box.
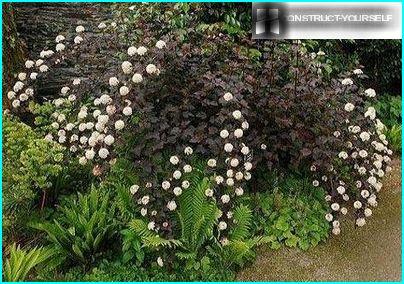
[5,25,92,113]
[314,78,392,235]
[130,146,195,235]
[31,26,168,174]
[207,91,253,243]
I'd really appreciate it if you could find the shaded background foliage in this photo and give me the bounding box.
[4,3,401,138]
[2,2,401,282]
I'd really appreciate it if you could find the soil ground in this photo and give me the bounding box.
[238,159,402,281]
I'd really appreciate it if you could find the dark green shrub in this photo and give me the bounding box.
[3,243,58,282]
[3,116,65,243]
[48,259,235,281]
[249,172,330,250]
[33,187,117,266]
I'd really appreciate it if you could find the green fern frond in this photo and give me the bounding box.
[229,204,253,241]
[128,219,155,239]
[128,219,181,249]
[176,251,197,260]
[177,175,219,253]
[142,236,182,248]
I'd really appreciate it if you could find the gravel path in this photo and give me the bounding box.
[238,159,402,281]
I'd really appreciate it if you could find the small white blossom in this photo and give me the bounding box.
[129,184,139,195]
[98,22,107,29]
[205,188,214,197]
[157,257,164,267]
[182,180,190,189]
[359,149,368,158]
[364,106,376,120]
[360,131,370,142]
[325,213,333,222]
[98,148,109,159]
[356,218,366,227]
[137,46,147,56]
[173,187,182,196]
[220,129,229,139]
[132,73,143,83]
[20,93,29,101]
[337,186,345,194]
[232,110,242,120]
[207,159,217,167]
[79,156,87,165]
[18,72,26,81]
[146,64,157,74]
[234,128,243,138]
[76,25,85,33]
[141,195,150,205]
[364,208,372,217]
[218,221,227,230]
[74,36,83,44]
[215,175,224,184]
[341,78,353,85]
[353,200,362,209]
[241,146,250,155]
[147,221,155,230]
[127,46,137,56]
[170,155,179,165]
[344,103,355,112]
[25,60,35,68]
[224,143,233,153]
[115,120,125,130]
[364,88,376,98]
[226,178,234,186]
[39,65,49,72]
[235,187,244,196]
[167,200,177,211]
[338,151,348,159]
[122,61,133,74]
[183,164,192,173]
[173,170,182,180]
[30,72,38,80]
[13,81,24,92]
[155,40,166,49]
[223,92,233,101]
[104,135,115,146]
[244,162,252,171]
[331,203,340,211]
[123,106,133,116]
[56,43,65,52]
[109,77,119,87]
[85,149,95,160]
[341,207,348,215]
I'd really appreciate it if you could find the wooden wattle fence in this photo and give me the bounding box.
[3,3,112,104]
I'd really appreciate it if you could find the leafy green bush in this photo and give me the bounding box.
[250,172,330,250]
[306,40,401,95]
[3,243,57,282]
[373,95,401,152]
[373,95,401,127]
[33,187,117,266]
[102,158,140,221]
[385,124,402,153]
[3,116,65,243]
[49,259,235,281]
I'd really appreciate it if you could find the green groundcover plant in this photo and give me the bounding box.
[2,3,398,281]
